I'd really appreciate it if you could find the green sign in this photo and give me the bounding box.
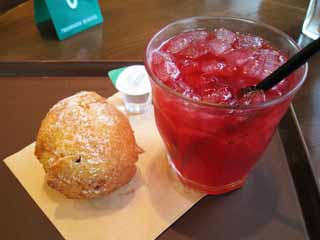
[34,0,104,40]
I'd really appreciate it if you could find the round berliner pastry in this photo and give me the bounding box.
[35,91,143,199]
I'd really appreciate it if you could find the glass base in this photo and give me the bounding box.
[168,155,246,195]
[124,101,150,113]
[122,93,151,114]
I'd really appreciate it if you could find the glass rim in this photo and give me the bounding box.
[144,16,309,110]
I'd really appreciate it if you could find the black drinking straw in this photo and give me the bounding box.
[242,37,320,93]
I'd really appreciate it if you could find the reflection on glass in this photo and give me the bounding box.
[303,0,320,40]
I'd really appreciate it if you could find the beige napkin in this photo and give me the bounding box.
[3,93,204,240]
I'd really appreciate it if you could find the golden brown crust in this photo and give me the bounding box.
[35,91,143,199]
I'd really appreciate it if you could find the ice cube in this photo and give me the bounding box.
[241,59,264,79]
[188,30,209,42]
[151,51,180,82]
[256,49,280,61]
[256,49,283,79]
[201,60,226,73]
[238,90,266,106]
[182,89,201,101]
[166,36,190,54]
[202,85,234,104]
[166,31,209,55]
[241,47,287,80]
[237,34,263,49]
[181,45,209,59]
[151,50,168,65]
[208,39,232,55]
[164,61,180,79]
[215,28,236,45]
[224,49,255,67]
[202,59,236,78]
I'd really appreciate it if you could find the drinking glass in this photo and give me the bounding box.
[145,17,308,194]
[303,0,320,39]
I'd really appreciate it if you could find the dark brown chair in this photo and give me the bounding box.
[0,0,28,14]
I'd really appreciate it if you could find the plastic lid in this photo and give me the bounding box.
[115,65,151,96]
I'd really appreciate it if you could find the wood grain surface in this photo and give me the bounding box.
[0,0,27,13]
[0,0,309,62]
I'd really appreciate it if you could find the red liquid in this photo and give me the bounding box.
[150,29,297,194]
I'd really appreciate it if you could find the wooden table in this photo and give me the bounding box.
[1,0,319,239]
[0,0,25,13]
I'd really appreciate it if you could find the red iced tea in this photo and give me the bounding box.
[146,19,306,194]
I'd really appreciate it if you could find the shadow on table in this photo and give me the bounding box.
[43,167,144,219]
[154,155,305,239]
[37,20,58,40]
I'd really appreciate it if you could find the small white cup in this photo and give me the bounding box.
[115,65,152,114]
